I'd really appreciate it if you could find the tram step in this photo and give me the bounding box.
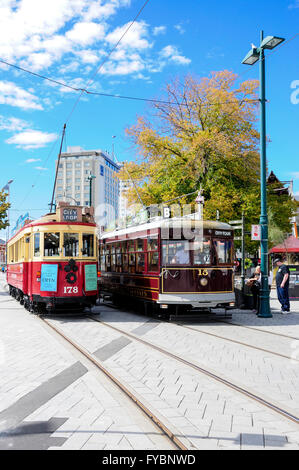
[169,313,232,322]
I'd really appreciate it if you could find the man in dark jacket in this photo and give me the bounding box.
[274,256,290,314]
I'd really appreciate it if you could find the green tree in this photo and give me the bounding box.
[0,190,10,230]
[120,71,296,253]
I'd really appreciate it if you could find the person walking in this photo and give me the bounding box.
[274,256,290,314]
[247,265,261,314]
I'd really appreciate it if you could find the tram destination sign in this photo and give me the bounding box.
[214,230,232,237]
[63,208,78,222]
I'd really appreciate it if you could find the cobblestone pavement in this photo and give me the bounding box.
[0,275,174,451]
[1,273,298,450]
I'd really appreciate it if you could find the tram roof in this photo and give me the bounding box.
[101,219,233,240]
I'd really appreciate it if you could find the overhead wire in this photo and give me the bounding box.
[16,0,151,210]
[6,23,299,212]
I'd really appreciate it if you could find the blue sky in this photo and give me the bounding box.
[0,0,298,237]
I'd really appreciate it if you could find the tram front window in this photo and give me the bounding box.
[44,233,60,257]
[63,233,79,257]
[162,240,190,265]
[192,238,211,265]
[82,234,94,257]
[213,239,233,264]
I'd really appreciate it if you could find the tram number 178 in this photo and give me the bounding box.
[63,286,79,294]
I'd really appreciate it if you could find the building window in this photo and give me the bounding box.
[84,162,90,167]
[75,163,81,168]
[75,170,81,175]
[66,163,72,168]
[100,165,104,176]
[75,185,80,190]
[66,171,72,176]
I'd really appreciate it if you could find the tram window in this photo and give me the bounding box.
[147,237,158,251]
[128,240,135,252]
[192,238,211,265]
[121,241,127,253]
[123,254,129,272]
[82,234,94,257]
[129,253,135,265]
[34,233,40,257]
[44,233,60,257]
[162,240,190,265]
[213,239,232,264]
[63,233,79,257]
[148,252,159,272]
[136,239,144,251]
[136,253,145,273]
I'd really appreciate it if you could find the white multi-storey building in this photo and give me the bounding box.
[55,146,120,228]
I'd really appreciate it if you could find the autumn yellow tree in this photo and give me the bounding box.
[119,71,295,250]
[120,71,260,211]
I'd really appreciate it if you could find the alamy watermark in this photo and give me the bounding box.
[291,80,299,104]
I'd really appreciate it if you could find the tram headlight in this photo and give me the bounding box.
[200,277,208,287]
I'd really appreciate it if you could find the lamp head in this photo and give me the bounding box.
[242,47,260,65]
[260,35,285,50]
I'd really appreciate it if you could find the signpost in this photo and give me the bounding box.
[251,224,261,241]
[230,212,245,293]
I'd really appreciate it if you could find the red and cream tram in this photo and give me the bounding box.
[99,219,235,315]
[7,203,98,313]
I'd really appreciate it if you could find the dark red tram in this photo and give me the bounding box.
[99,219,235,315]
[7,203,98,314]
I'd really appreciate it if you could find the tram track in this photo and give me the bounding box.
[86,314,299,426]
[39,315,189,451]
[212,318,299,341]
[101,302,299,363]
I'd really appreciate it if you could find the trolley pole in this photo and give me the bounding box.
[87,174,96,207]
[241,211,245,294]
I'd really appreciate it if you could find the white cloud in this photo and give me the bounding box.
[5,129,57,149]
[153,26,166,36]
[174,24,185,35]
[159,45,191,65]
[0,115,30,131]
[25,158,41,163]
[105,21,152,50]
[0,1,191,85]
[66,22,106,46]
[34,166,48,171]
[0,81,43,110]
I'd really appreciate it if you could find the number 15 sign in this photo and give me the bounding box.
[251,225,261,241]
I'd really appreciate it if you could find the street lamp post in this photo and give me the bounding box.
[242,31,284,318]
[2,179,13,264]
[87,174,96,207]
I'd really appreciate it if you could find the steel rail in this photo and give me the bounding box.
[100,302,299,362]
[88,315,299,425]
[40,316,189,451]
[212,318,299,341]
